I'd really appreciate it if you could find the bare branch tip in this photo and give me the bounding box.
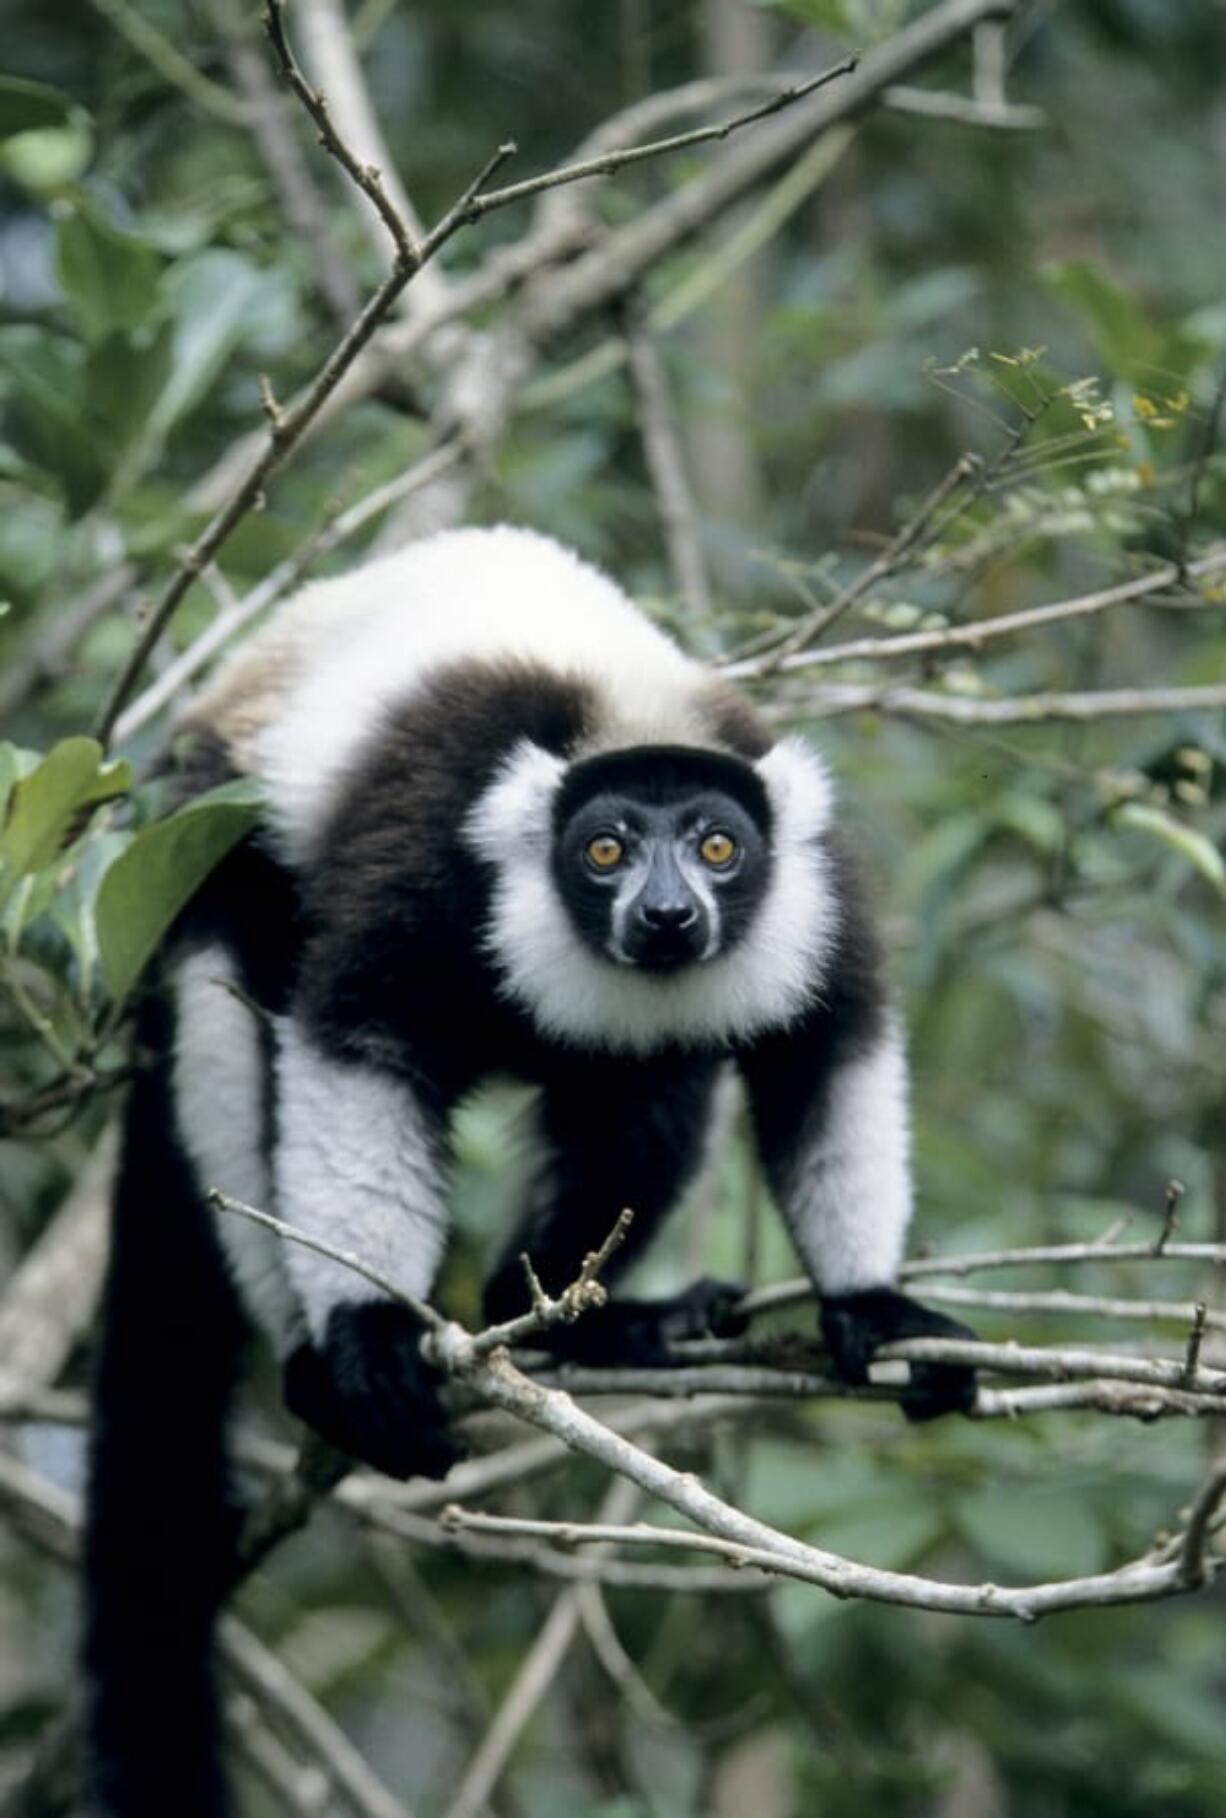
[518,1250,549,1316]
[1182,1302,1208,1383]
[1154,1178,1186,1255]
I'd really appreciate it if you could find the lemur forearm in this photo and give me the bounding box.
[272,1019,449,1336]
[740,1014,912,1296]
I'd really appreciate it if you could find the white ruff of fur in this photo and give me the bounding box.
[172,948,302,1352]
[274,1022,448,1340]
[781,1019,913,1294]
[465,735,838,1054]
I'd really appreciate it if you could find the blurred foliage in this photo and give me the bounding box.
[2,0,1226,1815]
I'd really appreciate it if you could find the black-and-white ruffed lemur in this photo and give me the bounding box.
[84,525,975,1816]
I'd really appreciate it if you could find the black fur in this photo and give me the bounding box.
[552,777,771,970]
[483,1047,725,1349]
[820,1289,978,1421]
[738,828,887,1186]
[84,994,244,1818]
[85,639,974,1815]
[283,1303,463,1480]
[554,743,772,828]
[300,660,595,1099]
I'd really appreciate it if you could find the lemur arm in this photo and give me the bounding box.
[738,1008,977,1421]
[272,1017,463,1478]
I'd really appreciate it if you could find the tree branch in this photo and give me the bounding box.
[723,546,1226,678]
[200,1203,1226,1620]
[624,308,713,617]
[780,680,1226,728]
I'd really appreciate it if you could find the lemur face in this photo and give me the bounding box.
[553,786,771,972]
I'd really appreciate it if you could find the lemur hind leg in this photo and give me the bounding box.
[482,1054,747,1365]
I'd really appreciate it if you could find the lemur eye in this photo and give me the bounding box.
[700,832,737,868]
[586,835,624,870]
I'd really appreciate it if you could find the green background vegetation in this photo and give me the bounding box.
[1,1,1224,1812]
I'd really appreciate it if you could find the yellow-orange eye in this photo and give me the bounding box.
[700,832,736,868]
[586,835,624,870]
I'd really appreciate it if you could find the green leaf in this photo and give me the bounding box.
[85,319,177,479]
[0,75,80,139]
[0,744,26,819]
[94,780,262,1005]
[55,198,162,343]
[0,738,131,904]
[146,251,276,444]
[0,325,107,511]
[1112,802,1226,895]
[993,794,1066,855]
[0,124,92,191]
[47,828,131,997]
[1044,260,1201,384]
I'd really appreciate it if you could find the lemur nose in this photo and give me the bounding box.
[641,902,698,931]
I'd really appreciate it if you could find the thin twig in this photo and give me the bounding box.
[1183,1304,1209,1383]
[1155,1179,1186,1255]
[462,59,856,221]
[1176,1466,1226,1589]
[523,0,1016,345]
[756,454,982,669]
[212,0,361,329]
[882,82,1041,127]
[263,0,415,260]
[723,546,1226,678]
[738,1242,1226,1315]
[624,306,713,616]
[908,1283,1226,1334]
[781,680,1226,728]
[875,1335,1226,1396]
[220,1618,414,1818]
[331,1492,770,1593]
[291,0,435,271]
[93,24,851,749]
[441,1481,641,1818]
[574,1582,680,1729]
[529,1360,1226,1418]
[112,439,466,743]
[472,1209,635,1358]
[208,1189,445,1331]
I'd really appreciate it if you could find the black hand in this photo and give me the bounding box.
[283,1300,465,1480]
[819,1287,977,1422]
[542,1276,750,1367]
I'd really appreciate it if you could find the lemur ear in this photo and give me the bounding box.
[465,740,565,864]
[753,737,837,842]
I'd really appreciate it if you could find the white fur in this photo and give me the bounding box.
[245,527,718,862]
[466,734,838,1053]
[779,1018,913,1293]
[172,949,301,1352]
[274,1021,448,1340]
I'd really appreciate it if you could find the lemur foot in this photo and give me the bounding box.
[283,1301,465,1481]
[541,1275,750,1367]
[819,1287,978,1422]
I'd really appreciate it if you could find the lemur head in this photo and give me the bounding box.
[550,747,772,972]
[466,730,834,1052]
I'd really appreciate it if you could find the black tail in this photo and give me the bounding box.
[83,996,244,1818]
